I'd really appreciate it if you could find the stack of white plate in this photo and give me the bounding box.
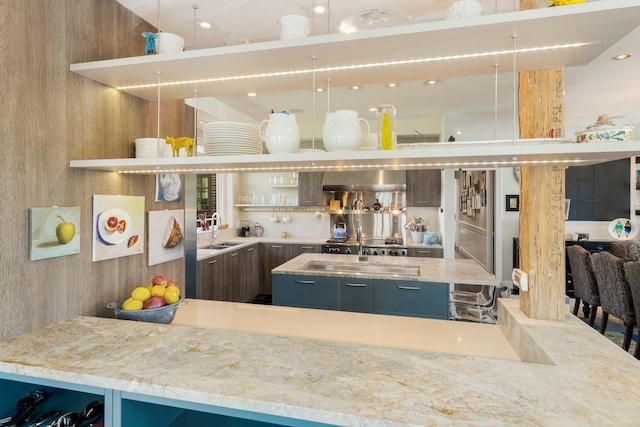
[202,122,262,156]
[135,138,164,158]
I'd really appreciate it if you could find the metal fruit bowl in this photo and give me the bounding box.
[107,296,184,324]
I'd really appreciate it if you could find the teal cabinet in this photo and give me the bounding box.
[0,374,108,426]
[374,280,449,319]
[339,278,374,313]
[274,274,450,320]
[272,274,339,310]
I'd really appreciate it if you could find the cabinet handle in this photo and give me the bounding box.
[417,250,431,254]
[345,282,367,287]
[208,259,217,264]
[230,253,239,257]
[300,246,314,250]
[398,285,421,290]
[272,245,284,248]
[295,280,315,284]
[247,247,254,252]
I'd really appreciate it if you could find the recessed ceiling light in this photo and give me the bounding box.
[456,131,462,135]
[314,5,326,14]
[316,87,324,92]
[199,22,212,29]
[386,82,398,88]
[424,80,437,85]
[247,92,257,97]
[351,85,361,90]
[613,53,631,60]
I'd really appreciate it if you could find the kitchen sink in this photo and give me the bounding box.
[205,242,241,250]
[302,261,420,277]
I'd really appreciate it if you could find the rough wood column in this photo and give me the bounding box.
[517,59,567,316]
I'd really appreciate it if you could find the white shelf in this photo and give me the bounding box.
[69,139,640,174]
[69,1,640,101]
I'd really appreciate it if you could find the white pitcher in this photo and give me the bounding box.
[322,110,370,152]
[259,112,300,154]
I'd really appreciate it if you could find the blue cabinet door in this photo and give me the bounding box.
[339,278,374,313]
[374,280,449,319]
[273,274,339,310]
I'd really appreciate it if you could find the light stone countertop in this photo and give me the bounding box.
[0,299,639,425]
[197,237,324,261]
[197,237,443,261]
[273,252,499,285]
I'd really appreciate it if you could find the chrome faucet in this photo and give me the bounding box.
[354,199,367,262]
[211,213,220,244]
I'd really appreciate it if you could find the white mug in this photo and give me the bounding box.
[270,213,279,223]
[282,213,291,223]
[278,15,310,40]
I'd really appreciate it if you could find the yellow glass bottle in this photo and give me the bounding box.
[376,104,397,150]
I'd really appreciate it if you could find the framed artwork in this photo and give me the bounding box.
[156,174,183,202]
[29,206,81,261]
[92,195,145,262]
[506,194,520,212]
[148,209,185,266]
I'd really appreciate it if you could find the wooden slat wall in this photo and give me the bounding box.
[0,0,185,340]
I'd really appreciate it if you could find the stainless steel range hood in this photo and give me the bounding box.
[322,170,406,192]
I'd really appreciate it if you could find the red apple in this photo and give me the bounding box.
[143,295,167,309]
[151,275,168,287]
[166,279,176,287]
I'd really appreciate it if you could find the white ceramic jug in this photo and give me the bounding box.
[322,110,370,152]
[278,15,310,40]
[259,112,300,154]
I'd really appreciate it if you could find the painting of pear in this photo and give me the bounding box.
[56,215,76,244]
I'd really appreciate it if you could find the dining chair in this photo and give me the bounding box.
[592,252,636,351]
[611,240,640,262]
[566,245,600,326]
[623,260,640,359]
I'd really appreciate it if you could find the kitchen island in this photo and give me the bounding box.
[0,299,639,426]
[272,253,498,319]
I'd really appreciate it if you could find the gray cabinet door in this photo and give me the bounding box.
[297,172,327,206]
[406,170,441,207]
[407,247,443,258]
[260,243,296,294]
[196,254,231,301]
[373,279,449,319]
[339,278,374,313]
[273,274,339,310]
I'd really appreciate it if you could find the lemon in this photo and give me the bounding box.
[147,283,153,291]
[166,285,181,297]
[122,298,143,311]
[131,286,151,302]
[164,290,180,304]
[150,285,166,297]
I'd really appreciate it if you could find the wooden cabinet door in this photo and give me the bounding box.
[297,172,327,206]
[407,247,443,258]
[228,249,245,302]
[197,255,230,301]
[293,244,322,256]
[406,170,441,207]
[196,259,211,300]
[260,243,296,294]
[244,245,260,302]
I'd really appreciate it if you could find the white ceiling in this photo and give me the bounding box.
[117,0,640,137]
